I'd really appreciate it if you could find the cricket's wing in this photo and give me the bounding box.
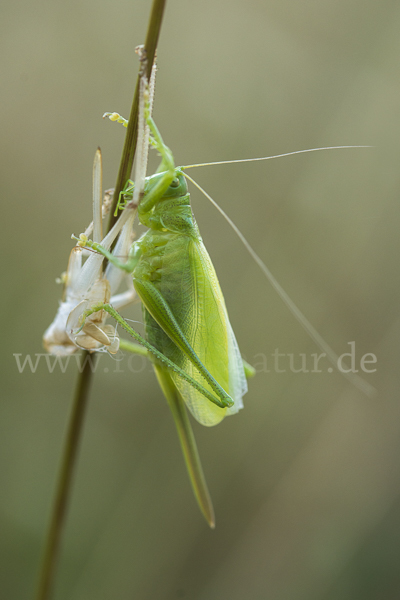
[165,237,247,427]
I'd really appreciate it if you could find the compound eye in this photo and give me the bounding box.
[170,178,180,188]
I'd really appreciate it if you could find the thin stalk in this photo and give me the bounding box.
[34,353,95,600]
[107,0,167,229]
[34,2,167,599]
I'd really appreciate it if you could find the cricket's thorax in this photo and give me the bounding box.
[134,190,201,282]
[133,194,204,364]
[147,195,197,234]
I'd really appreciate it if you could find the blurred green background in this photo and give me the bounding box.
[2,0,400,598]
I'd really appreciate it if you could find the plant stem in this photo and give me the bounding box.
[34,352,95,600]
[34,2,167,599]
[108,0,167,229]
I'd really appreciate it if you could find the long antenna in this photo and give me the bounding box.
[181,145,372,170]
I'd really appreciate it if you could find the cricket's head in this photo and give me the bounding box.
[138,169,189,221]
[161,170,188,198]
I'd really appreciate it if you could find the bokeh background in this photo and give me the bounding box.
[2,0,400,598]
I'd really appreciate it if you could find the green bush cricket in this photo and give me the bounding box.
[57,63,249,526]
[46,57,374,526]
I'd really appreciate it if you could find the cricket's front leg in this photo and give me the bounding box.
[74,234,141,275]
